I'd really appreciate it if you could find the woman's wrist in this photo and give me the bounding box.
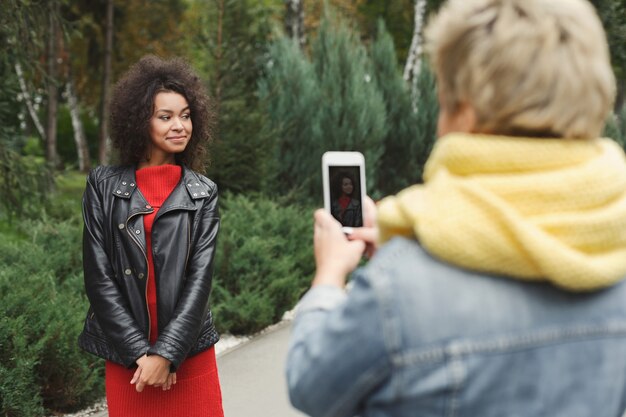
[312,270,346,288]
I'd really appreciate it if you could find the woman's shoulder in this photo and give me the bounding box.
[182,166,218,196]
[87,165,129,184]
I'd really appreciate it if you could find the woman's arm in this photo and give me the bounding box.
[287,270,392,417]
[82,168,151,367]
[147,180,220,370]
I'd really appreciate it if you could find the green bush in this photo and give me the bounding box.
[0,183,317,414]
[211,193,315,334]
[0,146,54,222]
[0,218,104,416]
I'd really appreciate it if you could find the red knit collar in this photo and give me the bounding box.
[135,164,182,206]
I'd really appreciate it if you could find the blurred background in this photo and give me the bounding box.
[0,0,624,415]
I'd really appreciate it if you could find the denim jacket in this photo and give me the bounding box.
[286,238,626,417]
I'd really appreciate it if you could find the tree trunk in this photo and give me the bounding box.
[46,1,60,167]
[15,63,46,141]
[66,67,91,172]
[99,0,114,165]
[215,0,225,109]
[403,0,427,112]
[285,0,305,49]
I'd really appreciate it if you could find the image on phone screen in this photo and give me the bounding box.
[328,166,363,228]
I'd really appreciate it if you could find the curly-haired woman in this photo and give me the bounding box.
[330,171,362,228]
[78,55,223,417]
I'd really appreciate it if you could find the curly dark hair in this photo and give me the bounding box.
[109,55,214,173]
[332,170,356,198]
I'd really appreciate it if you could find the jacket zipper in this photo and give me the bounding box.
[126,210,153,341]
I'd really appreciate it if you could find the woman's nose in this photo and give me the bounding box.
[172,118,184,131]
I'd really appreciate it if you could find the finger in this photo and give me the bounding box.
[172,373,177,385]
[314,209,345,239]
[363,196,377,228]
[347,227,378,244]
[135,380,145,393]
[130,367,142,385]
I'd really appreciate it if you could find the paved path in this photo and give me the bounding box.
[90,321,306,417]
[218,322,306,417]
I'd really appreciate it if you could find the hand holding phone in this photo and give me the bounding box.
[322,152,366,234]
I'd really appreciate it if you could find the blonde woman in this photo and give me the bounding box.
[287,0,626,415]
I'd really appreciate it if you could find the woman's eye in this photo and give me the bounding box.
[181,114,190,120]
[159,115,170,121]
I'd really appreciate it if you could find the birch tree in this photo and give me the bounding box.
[403,0,426,112]
[15,63,46,141]
[66,64,91,172]
[285,0,306,49]
[45,0,60,167]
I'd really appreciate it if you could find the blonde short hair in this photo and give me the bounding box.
[425,0,616,139]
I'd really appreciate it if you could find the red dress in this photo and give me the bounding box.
[105,164,223,417]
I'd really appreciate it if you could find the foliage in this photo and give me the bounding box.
[260,12,387,200]
[184,0,281,193]
[211,193,314,335]
[0,217,104,416]
[62,0,190,110]
[590,0,626,109]
[604,106,626,149]
[0,178,316,414]
[260,13,439,199]
[370,20,438,195]
[0,0,51,68]
[0,145,54,222]
[357,0,415,63]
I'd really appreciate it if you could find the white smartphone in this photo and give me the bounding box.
[322,151,366,234]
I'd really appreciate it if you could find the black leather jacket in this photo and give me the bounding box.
[78,165,220,371]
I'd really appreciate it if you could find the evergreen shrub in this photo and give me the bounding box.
[0,180,317,414]
[370,20,439,195]
[260,15,440,201]
[0,218,103,416]
[0,146,53,222]
[260,12,387,201]
[211,193,315,334]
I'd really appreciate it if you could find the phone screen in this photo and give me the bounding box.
[327,165,364,228]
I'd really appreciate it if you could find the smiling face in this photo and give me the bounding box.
[144,91,192,167]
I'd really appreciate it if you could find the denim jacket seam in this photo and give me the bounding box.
[395,320,626,368]
[446,342,467,417]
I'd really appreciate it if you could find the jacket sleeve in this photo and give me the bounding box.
[148,181,220,370]
[82,168,150,367]
[286,269,392,417]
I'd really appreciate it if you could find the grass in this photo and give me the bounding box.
[53,170,88,215]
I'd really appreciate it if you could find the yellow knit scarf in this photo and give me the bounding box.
[377,133,626,291]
